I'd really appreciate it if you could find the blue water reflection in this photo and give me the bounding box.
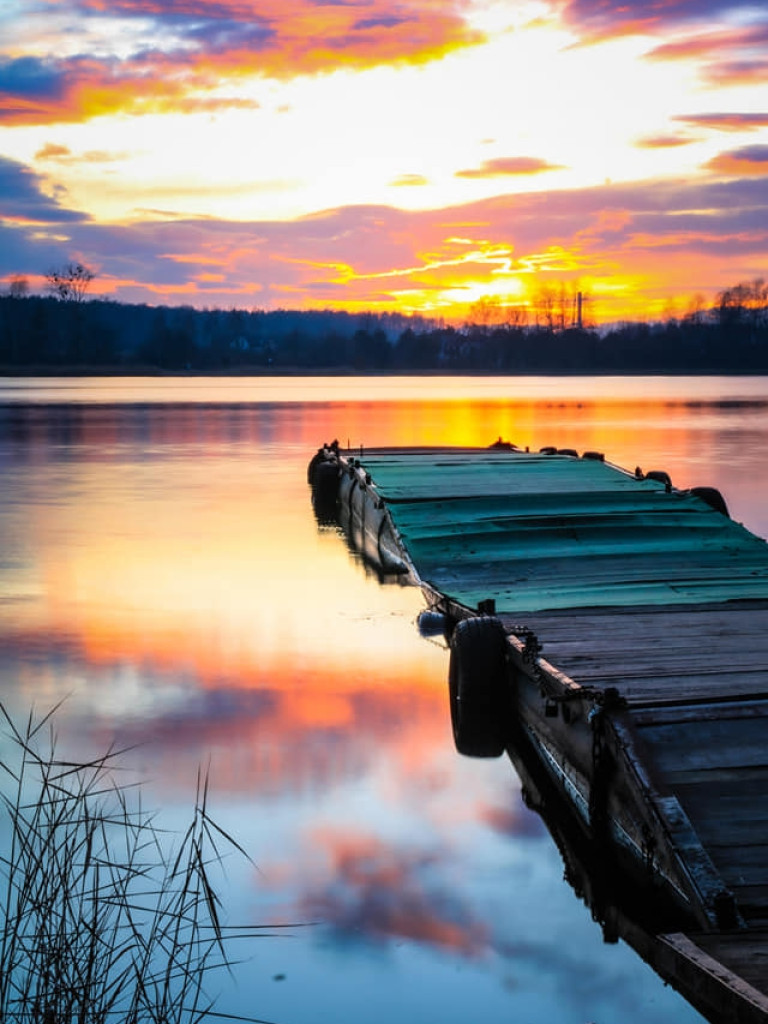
[4,376,764,1023]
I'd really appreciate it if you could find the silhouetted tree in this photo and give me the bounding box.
[46,262,95,303]
[467,296,502,333]
[8,276,29,299]
[717,278,768,333]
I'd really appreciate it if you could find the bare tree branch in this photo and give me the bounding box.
[46,262,95,303]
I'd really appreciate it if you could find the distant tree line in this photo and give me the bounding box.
[1,272,767,374]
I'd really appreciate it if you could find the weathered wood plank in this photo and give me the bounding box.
[348,447,768,1016]
[507,604,768,641]
[637,719,768,772]
[726,889,768,923]
[694,931,768,990]
[706,844,768,874]
[675,799,768,843]
[631,702,768,727]
[542,671,768,705]
[536,644,768,668]
[498,605,768,703]
[662,765,768,785]
[675,776,768,808]
[660,932,768,1013]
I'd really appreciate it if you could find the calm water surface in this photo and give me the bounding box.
[3,375,767,1024]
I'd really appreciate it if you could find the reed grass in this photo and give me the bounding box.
[0,703,271,1024]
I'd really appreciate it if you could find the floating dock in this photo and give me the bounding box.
[309,443,768,1024]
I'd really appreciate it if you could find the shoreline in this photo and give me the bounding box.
[2,366,767,379]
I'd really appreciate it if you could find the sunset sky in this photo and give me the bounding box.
[1,0,767,323]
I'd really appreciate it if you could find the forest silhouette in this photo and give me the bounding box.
[1,278,767,374]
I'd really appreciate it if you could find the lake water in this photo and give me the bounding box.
[2,374,767,1024]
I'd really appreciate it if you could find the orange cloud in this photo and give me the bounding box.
[705,145,768,176]
[0,2,484,126]
[635,133,695,149]
[456,157,565,178]
[673,112,768,133]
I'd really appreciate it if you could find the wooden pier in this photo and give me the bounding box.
[310,443,768,1024]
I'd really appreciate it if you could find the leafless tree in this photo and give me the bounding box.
[502,304,530,329]
[534,283,571,330]
[468,296,502,331]
[46,261,95,302]
[717,278,768,328]
[683,293,707,325]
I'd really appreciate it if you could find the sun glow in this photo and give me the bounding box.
[1,0,767,322]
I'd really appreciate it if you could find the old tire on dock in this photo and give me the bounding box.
[312,459,339,518]
[449,616,508,758]
[690,486,729,518]
[307,448,324,484]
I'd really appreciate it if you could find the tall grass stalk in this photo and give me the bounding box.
[0,703,271,1024]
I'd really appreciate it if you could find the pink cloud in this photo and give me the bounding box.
[4,161,768,323]
[644,22,768,87]
[296,829,490,954]
[560,1,766,43]
[705,145,768,176]
[456,157,565,179]
[635,134,695,149]
[673,112,768,133]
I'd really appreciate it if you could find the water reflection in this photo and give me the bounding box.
[2,377,759,1023]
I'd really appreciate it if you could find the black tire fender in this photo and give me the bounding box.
[307,448,324,485]
[449,616,508,758]
[312,459,339,516]
[690,486,730,518]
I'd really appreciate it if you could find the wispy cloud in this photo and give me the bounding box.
[635,133,694,149]
[561,0,761,42]
[35,143,131,164]
[456,157,565,179]
[673,112,768,133]
[644,21,768,85]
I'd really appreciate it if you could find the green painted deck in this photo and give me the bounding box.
[359,448,768,613]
